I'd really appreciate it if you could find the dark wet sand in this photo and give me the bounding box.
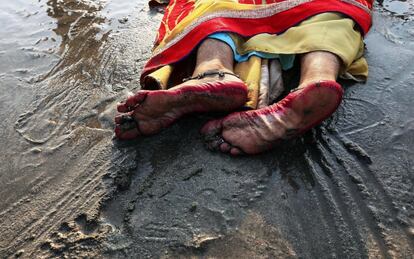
[0,0,413,258]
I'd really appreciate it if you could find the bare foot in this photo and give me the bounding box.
[200,81,344,155]
[115,72,247,140]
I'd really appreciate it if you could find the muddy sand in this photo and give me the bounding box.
[0,0,413,258]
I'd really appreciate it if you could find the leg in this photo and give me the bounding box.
[299,50,340,86]
[201,51,344,155]
[115,39,247,140]
[192,38,234,77]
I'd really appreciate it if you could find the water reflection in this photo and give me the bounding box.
[0,0,143,257]
[43,0,107,79]
[379,0,414,19]
[0,0,139,81]
[46,0,103,54]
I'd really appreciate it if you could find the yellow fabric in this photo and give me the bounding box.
[145,65,173,90]
[234,56,262,108]
[229,13,366,75]
[347,58,368,79]
[148,13,368,109]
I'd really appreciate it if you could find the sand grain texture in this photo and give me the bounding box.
[0,0,413,258]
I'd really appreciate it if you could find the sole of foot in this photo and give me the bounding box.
[114,76,248,140]
[201,80,344,155]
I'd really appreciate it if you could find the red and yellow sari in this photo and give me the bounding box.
[141,0,373,108]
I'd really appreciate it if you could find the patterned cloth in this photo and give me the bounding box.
[142,0,373,108]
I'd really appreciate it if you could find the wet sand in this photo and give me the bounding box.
[0,0,413,258]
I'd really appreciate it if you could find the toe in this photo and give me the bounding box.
[206,137,223,151]
[201,118,225,150]
[200,119,223,139]
[117,102,131,113]
[114,115,141,140]
[117,91,149,112]
[125,91,148,107]
[219,142,231,153]
[114,124,141,140]
[114,112,134,124]
[230,147,243,156]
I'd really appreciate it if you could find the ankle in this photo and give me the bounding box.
[298,77,337,90]
[193,61,233,76]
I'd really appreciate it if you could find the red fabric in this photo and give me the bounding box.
[143,0,373,84]
[155,0,195,46]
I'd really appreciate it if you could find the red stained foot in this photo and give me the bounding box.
[201,81,344,155]
[115,79,248,140]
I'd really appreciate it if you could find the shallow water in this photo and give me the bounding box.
[381,0,413,16]
[0,0,413,258]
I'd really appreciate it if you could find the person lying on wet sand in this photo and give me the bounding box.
[115,0,373,155]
